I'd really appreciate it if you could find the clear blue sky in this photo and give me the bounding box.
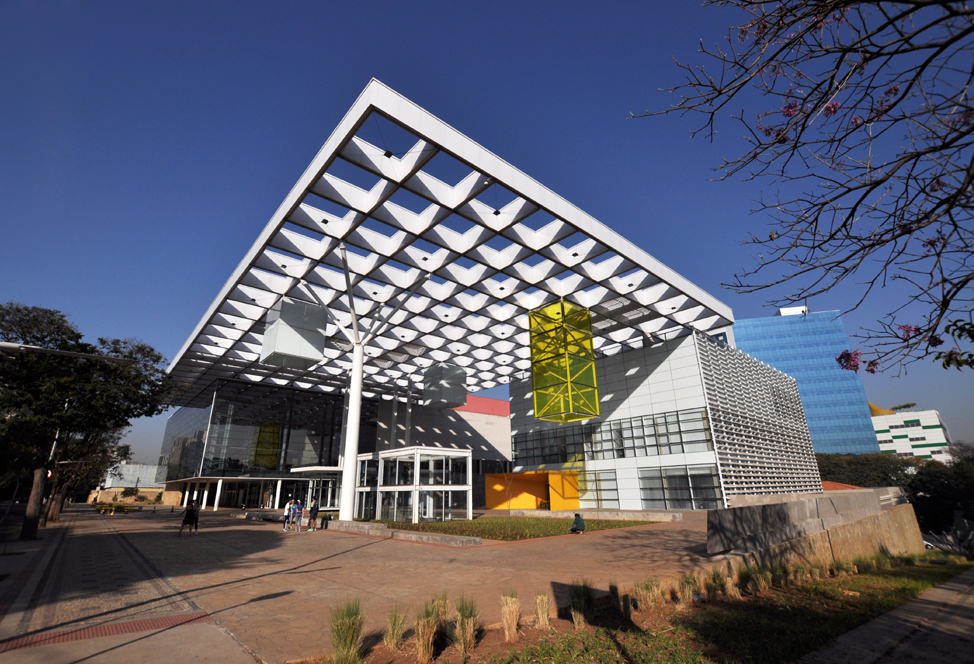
[2,1,970,463]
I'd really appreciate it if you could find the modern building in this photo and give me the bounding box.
[89,461,164,503]
[495,332,821,511]
[733,308,880,455]
[158,79,821,520]
[869,403,953,462]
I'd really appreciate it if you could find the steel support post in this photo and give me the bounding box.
[338,342,365,521]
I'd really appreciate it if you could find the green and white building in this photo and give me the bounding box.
[871,405,953,462]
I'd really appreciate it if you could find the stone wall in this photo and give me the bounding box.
[708,490,881,554]
[744,504,925,568]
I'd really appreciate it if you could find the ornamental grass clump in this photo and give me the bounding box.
[736,566,755,595]
[709,565,727,594]
[415,602,438,664]
[433,592,450,632]
[676,574,697,606]
[384,604,407,652]
[534,592,551,631]
[631,577,663,610]
[833,560,850,577]
[569,580,595,628]
[330,598,365,664]
[500,590,520,643]
[452,595,478,660]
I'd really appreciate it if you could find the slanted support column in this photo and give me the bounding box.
[182,485,190,508]
[338,343,365,521]
[274,480,282,510]
[201,483,210,509]
[212,479,223,511]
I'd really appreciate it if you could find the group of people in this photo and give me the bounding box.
[281,497,319,532]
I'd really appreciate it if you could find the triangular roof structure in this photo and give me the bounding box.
[168,79,733,407]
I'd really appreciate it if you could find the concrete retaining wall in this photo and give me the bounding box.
[708,490,881,554]
[744,504,925,569]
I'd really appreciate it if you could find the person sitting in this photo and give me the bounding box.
[569,513,585,534]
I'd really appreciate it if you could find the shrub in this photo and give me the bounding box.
[569,580,595,628]
[452,595,478,660]
[631,577,662,610]
[534,593,551,631]
[500,590,520,643]
[330,598,364,664]
[415,603,438,664]
[383,604,407,652]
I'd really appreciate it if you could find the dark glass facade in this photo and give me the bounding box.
[733,311,880,455]
[160,379,380,482]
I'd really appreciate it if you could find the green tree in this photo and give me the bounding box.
[120,486,139,499]
[644,0,974,371]
[0,303,175,539]
[906,456,974,532]
[816,452,918,487]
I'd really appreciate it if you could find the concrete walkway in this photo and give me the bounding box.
[0,509,257,663]
[801,567,974,664]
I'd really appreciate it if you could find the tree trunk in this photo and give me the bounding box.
[0,476,20,528]
[19,467,47,540]
[40,475,58,528]
[48,483,71,522]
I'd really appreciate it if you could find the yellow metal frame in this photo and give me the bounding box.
[529,300,600,423]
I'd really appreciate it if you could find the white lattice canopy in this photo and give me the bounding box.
[168,79,733,408]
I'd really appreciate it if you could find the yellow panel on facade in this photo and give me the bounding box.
[484,473,549,510]
[529,300,600,423]
[547,472,580,511]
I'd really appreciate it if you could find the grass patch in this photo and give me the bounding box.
[380,517,653,541]
[487,560,972,664]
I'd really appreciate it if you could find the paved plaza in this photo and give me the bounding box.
[4,507,972,664]
[0,506,708,663]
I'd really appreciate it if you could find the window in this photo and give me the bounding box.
[359,460,378,487]
[380,490,413,522]
[381,457,414,486]
[638,465,722,510]
[578,470,619,509]
[908,437,926,442]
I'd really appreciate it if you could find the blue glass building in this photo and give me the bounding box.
[733,309,880,455]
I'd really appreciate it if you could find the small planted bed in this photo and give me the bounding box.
[380,516,654,542]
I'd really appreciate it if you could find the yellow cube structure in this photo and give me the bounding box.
[529,300,600,423]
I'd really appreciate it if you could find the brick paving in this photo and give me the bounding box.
[104,507,711,663]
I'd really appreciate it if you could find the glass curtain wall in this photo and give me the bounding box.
[512,408,712,466]
[158,406,211,483]
[637,465,722,510]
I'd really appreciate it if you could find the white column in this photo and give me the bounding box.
[338,343,365,521]
[274,479,282,510]
[182,485,190,507]
[467,455,473,521]
[212,479,223,511]
[412,449,420,524]
[201,483,209,509]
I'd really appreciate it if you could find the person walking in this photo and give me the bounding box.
[282,499,293,532]
[308,497,319,531]
[177,500,197,537]
[292,500,304,533]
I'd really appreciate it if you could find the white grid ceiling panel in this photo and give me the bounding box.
[168,80,733,408]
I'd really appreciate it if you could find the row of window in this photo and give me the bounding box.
[573,464,723,511]
[355,489,467,522]
[889,422,921,430]
[909,437,927,443]
[512,408,713,466]
[359,456,468,487]
[638,465,723,511]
